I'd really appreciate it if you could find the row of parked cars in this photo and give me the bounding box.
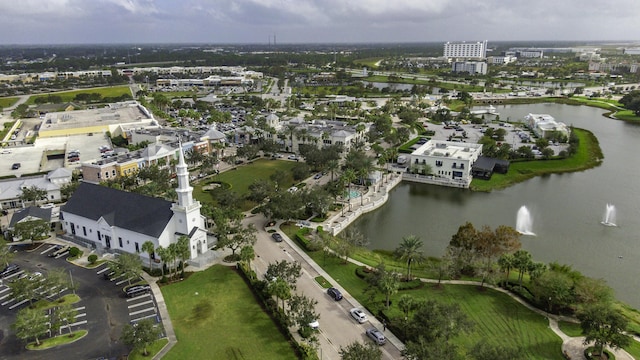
[101,269,151,298]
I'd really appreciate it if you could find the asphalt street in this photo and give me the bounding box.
[243,213,403,360]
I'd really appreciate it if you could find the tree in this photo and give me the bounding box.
[288,294,319,330]
[574,277,613,308]
[19,186,48,206]
[8,273,41,305]
[336,227,368,264]
[339,341,382,360]
[341,168,357,212]
[239,245,255,269]
[14,219,50,241]
[619,90,640,116]
[121,318,162,357]
[265,260,302,290]
[175,235,191,276]
[531,270,574,313]
[497,253,515,281]
[217,223,257,258]
[52,303,78,335]
[394,234,424,281]
[111,253,143,285]
[12,307,48,346]
[407,299,473,343]
[366,263,399,309]
[268,277,292,313]
[474,225,521,286]
[446,222,478,276]
[578,303,632,357]
[0,240,14,267]
[141,241,156,272]
[512,250,533,288]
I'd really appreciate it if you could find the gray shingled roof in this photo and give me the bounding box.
[9,206,52,227]
[61,182,174,238]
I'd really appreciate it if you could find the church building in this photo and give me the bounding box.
[60,146,210,262]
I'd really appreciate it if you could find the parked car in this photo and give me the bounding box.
[308,319,319,330]
[313,173,323,180]
[271,233,283,242]
[0,264,20,278]
[327,287,343,301]
[366,327,386,345]
[287,154,297,160]
[48,245,70,258]
[11,163,20,170]
[125,285,151,298]
[349,308,367,323]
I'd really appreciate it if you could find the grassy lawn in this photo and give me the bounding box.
[161,265,296,360]
[558,321,583,337]
[471,128,603,191]
[26,85,131,105]
[128,338,169,360]
[0,97,19,108]
[26,330,88,350]
[297,246,562,359]
[195,158,298,198]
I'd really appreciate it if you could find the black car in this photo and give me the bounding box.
[11,163,20,170]
[271,233,283,242]
[125,285,151,298]
[0,264,20,278]
[327,287,343,301]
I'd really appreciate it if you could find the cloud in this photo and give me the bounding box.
[0,0,639,44]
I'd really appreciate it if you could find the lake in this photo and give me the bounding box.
[353,103,640,309]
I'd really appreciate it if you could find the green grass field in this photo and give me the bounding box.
[471,128,603,191]
[198,158,298,197]
[295,247,562,359]
[161,265,297,360]
[26,85,131,105]
[0,97,19,108]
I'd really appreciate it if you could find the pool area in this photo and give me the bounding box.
[346,190,361,199]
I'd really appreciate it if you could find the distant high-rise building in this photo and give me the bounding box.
[443,40,488,59]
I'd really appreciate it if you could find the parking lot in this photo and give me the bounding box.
[0,242,147,360]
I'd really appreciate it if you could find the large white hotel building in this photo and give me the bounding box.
[443,41,488,59]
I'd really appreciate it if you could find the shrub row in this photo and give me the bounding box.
[236,262,318,360]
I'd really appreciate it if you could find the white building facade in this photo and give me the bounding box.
[524,113,570,139]
[406,140,482,188]
[444,41,488,59]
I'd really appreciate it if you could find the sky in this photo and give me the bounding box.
[1,0,639,45]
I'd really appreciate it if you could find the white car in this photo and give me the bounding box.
[309,319,319,330]
[349,308,367,323]
[287,154,297,160]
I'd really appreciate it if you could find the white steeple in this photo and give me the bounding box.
[171,143,205,254]
[175,142,194,207]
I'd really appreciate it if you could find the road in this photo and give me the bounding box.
[243,213,403,360]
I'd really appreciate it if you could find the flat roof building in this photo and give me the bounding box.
[444,41,488,59]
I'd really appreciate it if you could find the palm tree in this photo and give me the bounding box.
[341,168,357,213]
[395,235,425,281]
[141,241,155,273]
[176,236,191,277]
[155,246,166,278]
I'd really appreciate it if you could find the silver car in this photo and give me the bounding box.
[350,308,367,323]
[366,327,386,345]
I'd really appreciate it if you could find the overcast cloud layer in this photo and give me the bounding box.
[1,0,639,44]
